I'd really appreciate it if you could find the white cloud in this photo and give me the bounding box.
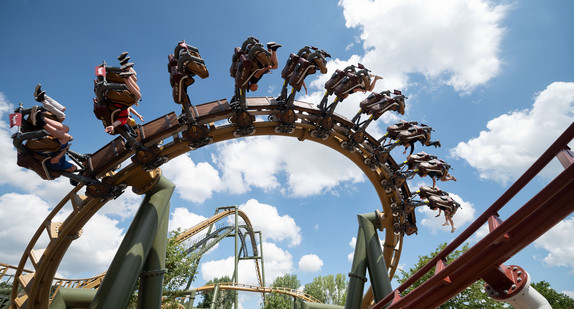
[58,213,124,277]
[239,199,301,247]
[452,82,574,184]
[162,154,223,203]
[213,137,365,197]
[338,0,509,93]
[417,193,475,234]
[348,237,356,262]
[298,254,324,272]
[534,217,574,272]
[168,207,208,233]
[0,192,125,277]
[563,290,574,299]
[0,193,52,264]
[200,241,294,285]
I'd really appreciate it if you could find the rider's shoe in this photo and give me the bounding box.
[121,63,135,71]
[119,56,131,65]
[267,42,282,51]
[34,84,46,102]
[118,51,129,61]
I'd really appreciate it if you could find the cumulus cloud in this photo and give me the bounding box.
[168,207,208,233]
[348,237,357,262]
[451,82,574,184]
[298,254,324,272]
[162,154,223,203]
[0,192,125,277]
[0,193,52,264]
[534,217,574,272]
[201,241,294,285]
[213,137,365,197]
[417,193,475,234]
[58,213,124,278]
[338,0,509,93]
[239,199,301,247]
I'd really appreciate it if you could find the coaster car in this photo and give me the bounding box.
[286,48,329,93]
[93,57,168,170]
[93,61,139,135]
[230,36,272,91]
[10,105,122,198]
[357,90,406,121]
[398,151,438,171]
[407,185,460,214]
[168,40,209,105]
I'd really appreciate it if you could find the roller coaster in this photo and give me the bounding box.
[3,37,574,308]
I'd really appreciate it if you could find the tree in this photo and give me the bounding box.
[196,276,234,309]
[531,280,574,309]
[164,229,200,292]
[303,274,348,305]
[397,242,506,309]
[263,274,301,309]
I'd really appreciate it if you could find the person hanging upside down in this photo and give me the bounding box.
[31,87,73,145]
[248,42,281,92]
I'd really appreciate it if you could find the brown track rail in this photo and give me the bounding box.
[11,96,412,308]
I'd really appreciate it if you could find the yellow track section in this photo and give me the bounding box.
[10,97,409,308]
[194,282,321,303]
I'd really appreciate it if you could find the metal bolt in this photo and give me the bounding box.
[513,267,518,271]
[517,278,522,282]
[503,290,509,295]
[511,284,517,290]
[517,271,522,276]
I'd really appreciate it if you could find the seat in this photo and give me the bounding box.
[168,41,208,104]
[93,63,138,132]
[359,90,406,120]
[232,42,271,90]
[12,107,75,180]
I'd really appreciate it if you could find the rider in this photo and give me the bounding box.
[247,42,281,92]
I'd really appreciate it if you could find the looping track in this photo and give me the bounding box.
[11,96,413,308]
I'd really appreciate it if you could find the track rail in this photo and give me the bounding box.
[373,122,574,308]
[11,96,412,308]
[194,282,321,303]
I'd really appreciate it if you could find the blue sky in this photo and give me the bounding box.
[1,0,573,307]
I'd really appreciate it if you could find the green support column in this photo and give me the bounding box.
[359,213,393,302]
[210,284,220,309]
[234,207,239,308]
[345,221,368,309]
[137,177,172,308]
[89,175,175,309]
[345,212,393,309]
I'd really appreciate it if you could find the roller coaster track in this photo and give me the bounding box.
[194,282,321,303]
[10,96,412,308]
[2,208,262,302]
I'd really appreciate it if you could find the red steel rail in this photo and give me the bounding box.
[373,121,574,309]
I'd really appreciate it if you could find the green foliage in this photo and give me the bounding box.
[164,229,199,292]
[196,276,234,309]
[303,274,348,305]
[263,274,301,309]
[397,242,505,309]
[531,280,574,309]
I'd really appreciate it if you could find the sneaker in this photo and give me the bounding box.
[34,84,42,97]
[451,227,456,233]
[36,91,46,102]
[120,56,131,65]
[117,51,129,61]
[267,42,282,51]
[121,63,134,71]
[442,222,449,226]
[119,71,136,77]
